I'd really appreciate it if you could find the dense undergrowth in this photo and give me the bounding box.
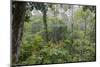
[18,15,96,64]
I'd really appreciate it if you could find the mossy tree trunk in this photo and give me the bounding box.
[43,7,48,43]
[12,2,27,65]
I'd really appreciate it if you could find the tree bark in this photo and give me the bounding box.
[43,9,48,42]
[84,18,87,38]
[12,2,27,65]
[71,5,74,43]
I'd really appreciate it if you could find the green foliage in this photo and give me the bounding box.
[18,4,96,65]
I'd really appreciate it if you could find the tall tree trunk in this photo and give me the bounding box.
[71,5,74,60]
[84,18,87,38]
[12,2,27,65]
[54,5,57,43]
[43,8,48,43]
[71,5,74,43]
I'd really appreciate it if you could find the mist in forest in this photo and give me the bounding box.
[12,2,96,65]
